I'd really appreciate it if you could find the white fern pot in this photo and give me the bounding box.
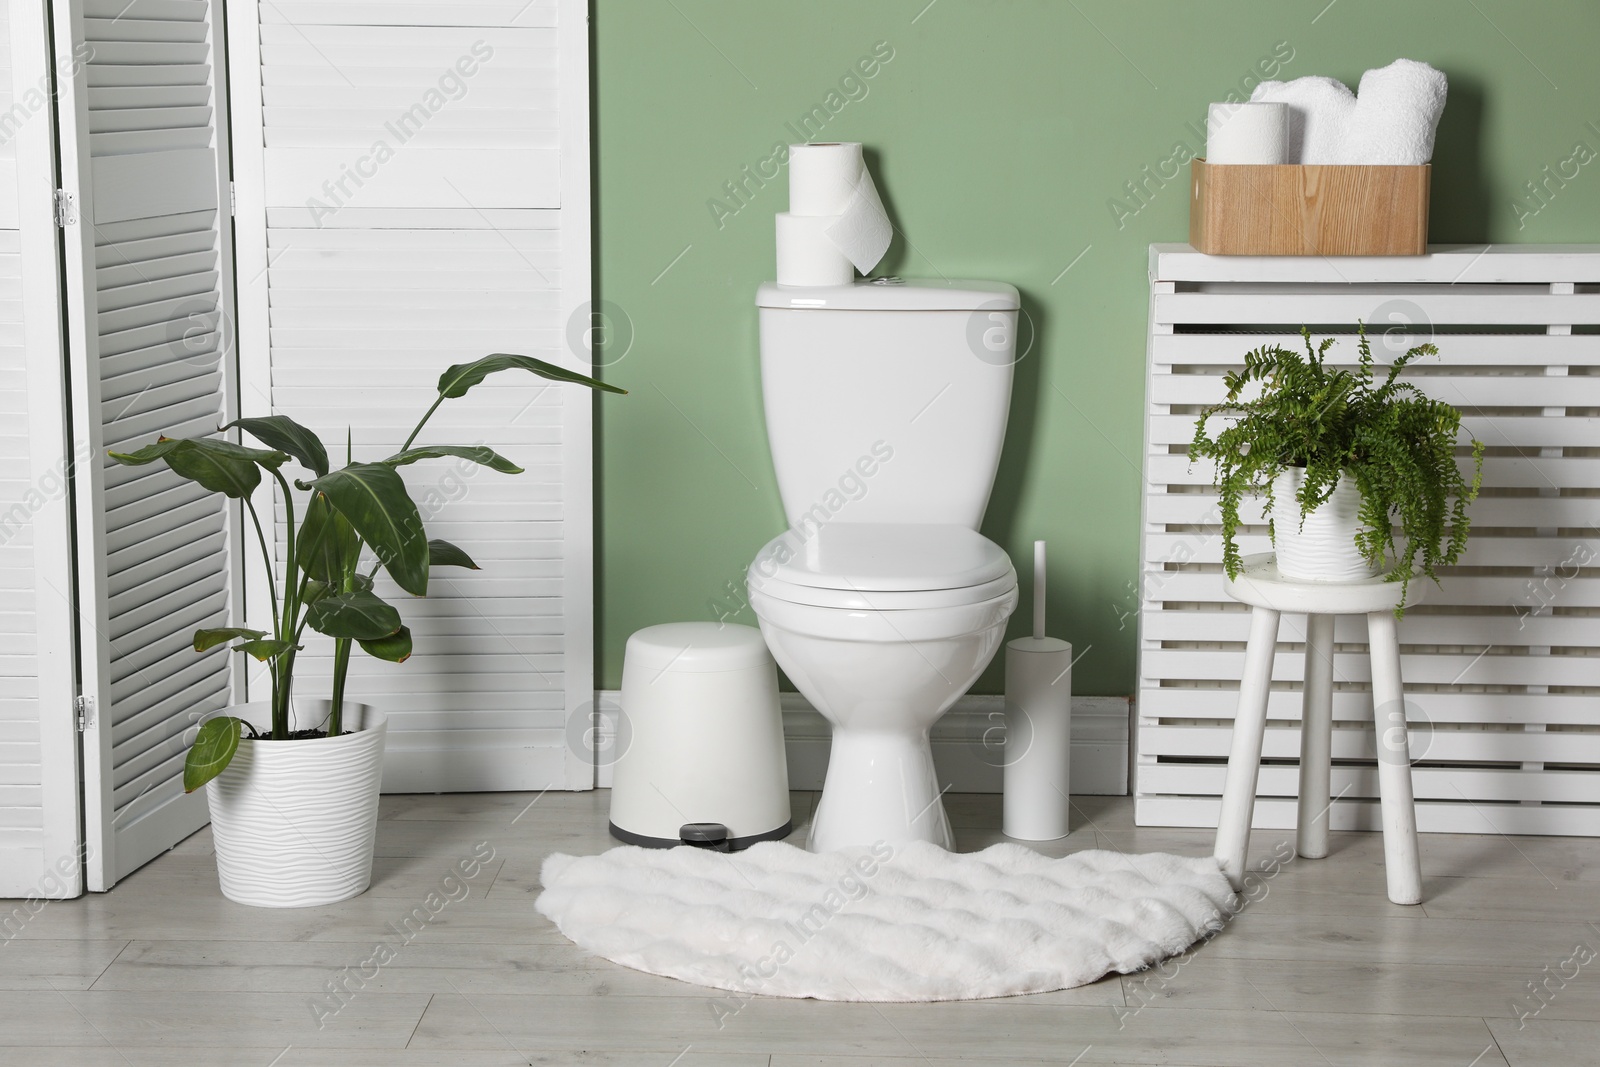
[1271,468,1383,582]
[205,700,386,908]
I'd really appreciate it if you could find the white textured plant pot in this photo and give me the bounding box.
[205,700,386,908]
[1271,468,1383,582]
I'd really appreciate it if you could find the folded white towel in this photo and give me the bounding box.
[1250,76,1357,164]
[1341,58,1448,165]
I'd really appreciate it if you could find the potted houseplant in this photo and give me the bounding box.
[110,354,624,906]
[1190,327,1484,610]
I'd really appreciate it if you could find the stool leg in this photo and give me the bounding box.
[1297,612,1336,860]
[1367,609,1423,905]
[1214,606,1281,891]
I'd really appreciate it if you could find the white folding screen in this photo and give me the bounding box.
[53,0,241,889]
[228,0,595,791]
[0,0,81,899]
[1139,243,1600,837]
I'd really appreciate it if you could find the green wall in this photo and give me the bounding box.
[593,0,1600,695]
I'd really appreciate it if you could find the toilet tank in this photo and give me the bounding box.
[756,278,1019,530]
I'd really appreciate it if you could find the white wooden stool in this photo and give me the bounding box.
[1213,553,1423,905]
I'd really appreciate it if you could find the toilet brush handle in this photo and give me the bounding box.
[1033,540,1046,641]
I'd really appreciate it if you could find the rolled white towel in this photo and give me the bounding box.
[1340,58,1447,165]
[1250,76,1357,164]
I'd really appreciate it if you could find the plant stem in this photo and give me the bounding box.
[329,638,351,737]
[243,498,281,708]
[270,468,299,740]
[401,394,445,452]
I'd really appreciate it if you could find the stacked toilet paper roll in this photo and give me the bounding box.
[776,142,893,287]
[1205,101,1289,164]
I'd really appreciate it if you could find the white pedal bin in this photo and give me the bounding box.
[610,622,791,850]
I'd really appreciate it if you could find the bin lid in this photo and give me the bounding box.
[624,622,773,674]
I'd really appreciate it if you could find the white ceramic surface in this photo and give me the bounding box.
[205,700,386,908]
[754,585,1016,853]
[756,279,1017,530]
[1271,467,1383,582]
[751,280,1020,853]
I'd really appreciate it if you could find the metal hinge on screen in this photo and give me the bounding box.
[54,189,76,228]
[75,695,94,732]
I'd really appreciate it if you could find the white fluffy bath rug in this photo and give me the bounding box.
[535,840,1237,1002]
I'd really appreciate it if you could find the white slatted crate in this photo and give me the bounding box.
[1139,243,1600,838]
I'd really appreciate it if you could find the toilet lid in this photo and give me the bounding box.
[747,523,1016,609]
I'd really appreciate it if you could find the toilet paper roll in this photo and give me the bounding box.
[788,142,892,275]
[1251,76,1358,164]
[774,211,854,287]
[1206,101,1289,164]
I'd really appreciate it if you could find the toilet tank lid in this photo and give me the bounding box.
[624,622,773,674]
[756,278,1019,311]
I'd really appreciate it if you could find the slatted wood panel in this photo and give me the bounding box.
[1,0,82,900]
[0,0,42,890]
[57,0,240,889]
[229,0,593,791]
[1139,243,1600,837]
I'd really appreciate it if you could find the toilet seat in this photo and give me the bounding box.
[747,522,1017,610]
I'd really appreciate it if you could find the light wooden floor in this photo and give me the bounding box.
[3,790,1598,1066]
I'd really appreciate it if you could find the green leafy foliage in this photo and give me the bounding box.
[109,437,286,498]
[305,589,404,641]
[110,351,622,761]
[1190,326,1484,611]
[226,416,329,477]
[185,716,243,792]
[358,626,413,663]
[382,444,523,474]
[307,464,430,596]
[428,538,480,570]
[298,492,361,585]
[436,352,627,399]
[194,627,268,653]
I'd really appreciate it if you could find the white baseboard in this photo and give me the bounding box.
[593,691,1130,796]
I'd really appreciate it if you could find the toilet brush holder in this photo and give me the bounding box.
[1003,540,1073,841]
[1003,636,1073,840]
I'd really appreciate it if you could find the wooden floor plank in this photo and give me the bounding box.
[9,789,1588,1065]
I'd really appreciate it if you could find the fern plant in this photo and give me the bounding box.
[1190,326,1484,610]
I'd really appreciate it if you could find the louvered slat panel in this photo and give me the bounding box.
[232,0,592,792]
[1139,244,1600,836]
[63,0,237,888]
[0,0,41,854]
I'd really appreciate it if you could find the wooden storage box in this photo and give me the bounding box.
[1189,159,1430,256]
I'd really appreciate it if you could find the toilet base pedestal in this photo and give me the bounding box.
[808,727,954,853]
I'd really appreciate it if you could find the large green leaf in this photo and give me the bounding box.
[428,538,480,570]
[225,416,329,477]
[308,464,429,595]
[194,627,267,653]
[382,444,523,474]
[436,353,626,399]
[185,716,242,792]
[298,492,361,584]
[109,437,286,498]
[359,625,412,663]
[305,588,403,641]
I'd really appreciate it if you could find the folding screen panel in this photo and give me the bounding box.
[0,0,81,899]
[228,0,595,791]
[53,0,241,889]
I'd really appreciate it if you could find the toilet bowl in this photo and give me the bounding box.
[749,523,1017,851]
[749,278,1021,852]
